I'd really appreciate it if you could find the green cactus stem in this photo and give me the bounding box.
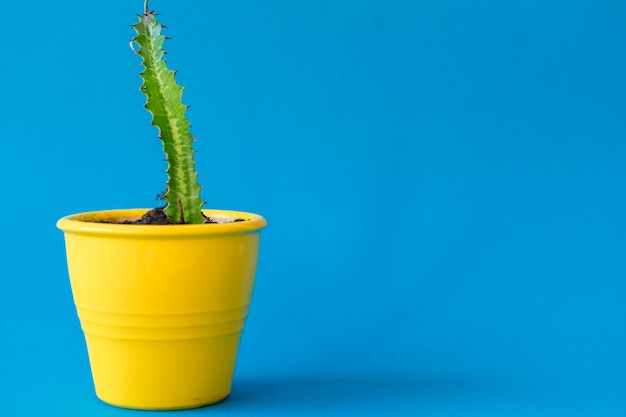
[132,5,205,224]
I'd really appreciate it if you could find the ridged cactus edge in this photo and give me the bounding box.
[132,4,205,224]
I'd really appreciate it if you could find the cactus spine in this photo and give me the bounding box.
[132,3,205,224]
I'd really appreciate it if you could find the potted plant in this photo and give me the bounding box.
[56,1,266,410]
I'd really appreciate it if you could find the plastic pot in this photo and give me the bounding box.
[57,208,267,410]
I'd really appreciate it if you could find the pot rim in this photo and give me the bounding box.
[57,208,267,237]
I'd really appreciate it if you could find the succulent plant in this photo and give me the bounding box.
[131,0,205,224]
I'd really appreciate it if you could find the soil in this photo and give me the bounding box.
[128,207,179,224]
[100,208,244,225]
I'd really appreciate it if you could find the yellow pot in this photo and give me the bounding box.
[57,208,267,410]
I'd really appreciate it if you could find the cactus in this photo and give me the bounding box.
[132,1,205,224]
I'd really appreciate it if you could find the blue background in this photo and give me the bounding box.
[1,0,625,415]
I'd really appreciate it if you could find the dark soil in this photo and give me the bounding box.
[100,208,244,225]
[129,207,179,224]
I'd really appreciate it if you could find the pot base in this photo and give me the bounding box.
[86,333,240,411]
[99,393,230,411]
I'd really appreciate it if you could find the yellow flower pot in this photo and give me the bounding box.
[57,208,267,410]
